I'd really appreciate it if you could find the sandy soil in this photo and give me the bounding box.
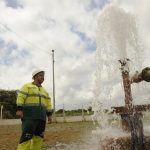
[0,121,96,150]
[1,121,150,150]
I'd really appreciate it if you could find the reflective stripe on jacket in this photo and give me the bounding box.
[16,82,52,120]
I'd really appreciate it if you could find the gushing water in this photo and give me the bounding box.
[93,4,147,125]
[92,4,150,149]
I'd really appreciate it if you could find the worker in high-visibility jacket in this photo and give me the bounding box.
[16,69,53,150]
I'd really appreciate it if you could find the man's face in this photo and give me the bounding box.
[35,72,45,84]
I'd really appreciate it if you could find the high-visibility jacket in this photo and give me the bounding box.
[16,82,52,121]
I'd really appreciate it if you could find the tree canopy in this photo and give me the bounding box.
[0,90,17,118]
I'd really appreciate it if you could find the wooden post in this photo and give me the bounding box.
[0,105,3,120]
[82,105,86,121]
[63,103,66,122]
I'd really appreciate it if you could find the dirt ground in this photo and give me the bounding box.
[0,121,96,150]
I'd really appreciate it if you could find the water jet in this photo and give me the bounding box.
[94,5,150,150]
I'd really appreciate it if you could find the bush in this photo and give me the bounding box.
[0,90,17,119]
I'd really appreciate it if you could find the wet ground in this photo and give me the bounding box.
[0,119,150,150]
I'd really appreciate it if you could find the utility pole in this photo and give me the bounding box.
[52,50,56,122]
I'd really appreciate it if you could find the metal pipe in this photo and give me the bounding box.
[119,59,133,110]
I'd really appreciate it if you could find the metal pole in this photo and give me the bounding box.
[52,50,56,122]
[119,59,133,110]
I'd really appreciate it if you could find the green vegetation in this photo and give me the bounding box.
[55,108,94,117]
[0,90,17,118]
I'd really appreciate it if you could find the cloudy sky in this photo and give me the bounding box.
[0,0,150,110]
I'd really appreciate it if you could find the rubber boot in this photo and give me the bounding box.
[30,136,43,150]
[17,140,31,150]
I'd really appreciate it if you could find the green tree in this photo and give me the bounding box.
[0,90,17,118]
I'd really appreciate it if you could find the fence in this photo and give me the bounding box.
[0,102,93,122]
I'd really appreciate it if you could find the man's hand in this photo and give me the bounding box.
[48,116,52,124]
[16,110,23,118]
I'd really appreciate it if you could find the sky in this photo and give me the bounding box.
[0,0,150,110]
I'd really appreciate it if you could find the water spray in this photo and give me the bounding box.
[95,4,150,150]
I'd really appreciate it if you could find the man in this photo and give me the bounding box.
[16,70,53,150]
[131,67,150,83]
